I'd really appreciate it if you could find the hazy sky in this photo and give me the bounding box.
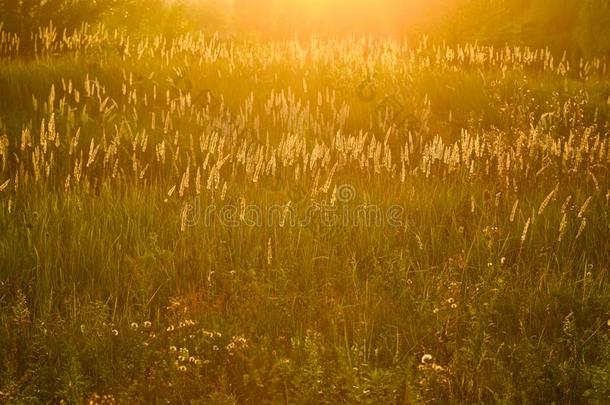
[227,0,455,35]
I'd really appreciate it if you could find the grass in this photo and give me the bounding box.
[0,24,609,403]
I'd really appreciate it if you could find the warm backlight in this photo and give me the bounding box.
[231,0,452,36]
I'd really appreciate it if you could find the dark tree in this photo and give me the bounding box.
[0,0,119,50]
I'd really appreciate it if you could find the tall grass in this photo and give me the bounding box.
[0,24,609,403]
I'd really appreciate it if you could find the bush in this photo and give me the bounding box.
[0,0,118,50]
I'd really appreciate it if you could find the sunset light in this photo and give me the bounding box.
[231,0,448,35]
[1,0,610,402]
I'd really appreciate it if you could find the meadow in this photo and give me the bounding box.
[0,24,610,403]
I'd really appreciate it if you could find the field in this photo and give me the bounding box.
[1,24,610,403]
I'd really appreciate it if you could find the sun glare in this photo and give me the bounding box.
[231,0,444,35]
[4,0,609,402]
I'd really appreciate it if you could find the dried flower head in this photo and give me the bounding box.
[421,354,433,364]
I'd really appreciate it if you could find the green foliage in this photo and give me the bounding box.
[0,0,118,50]
[576,0,610,57]
[104,0,225,38]
[0,0,228,51]
[0,26,609,403]
[439,0,610,56]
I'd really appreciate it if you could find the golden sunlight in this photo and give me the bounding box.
[3,0,609,402]
[231,0,452,35]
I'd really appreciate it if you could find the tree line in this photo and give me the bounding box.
[1,0,609,57]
